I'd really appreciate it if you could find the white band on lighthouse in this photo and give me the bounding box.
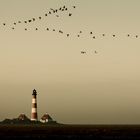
[31,118,37,121]
[32,108,37,113]
[32,98,37,104]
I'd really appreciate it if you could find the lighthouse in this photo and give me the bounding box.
[31,89,38,121]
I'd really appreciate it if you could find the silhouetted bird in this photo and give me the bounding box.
[80,31,82,33]
[90,32,93,34]
[46,28,49,31]
[59,30,63,34]
[14,22,16,25]
[39,17,41,20]
[53,29,55,31]
[59,7,62,10]
[3,23,6,26]
[73,6,76,8]
[32,18,35,21]
[77,35,80,37]
[49,11,51,14]
[18,21,21,23]
[25,28,27,31]
[35,28,38,30]
[95,51,98,54]
[45,14,47,16]
[93,36,96,39]
[67,34,69,37]
[50,9,54,12]
[65,8,68,11]
[136,35,138,38]
[113,35,115,37]
[12,27,15,30]
[69,13,72,16]
[28,20,32,22]
[24,21,27,23]
[55,9,58,13]
[81,51,86,54]
[102,34,105,36]
[127,34,130,37]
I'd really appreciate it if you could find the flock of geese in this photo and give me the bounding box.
[2,5,75,29]
[1,4,139,55]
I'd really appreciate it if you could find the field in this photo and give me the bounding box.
[1,124,140,139]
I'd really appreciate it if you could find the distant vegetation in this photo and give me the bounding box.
[0,114,58,125]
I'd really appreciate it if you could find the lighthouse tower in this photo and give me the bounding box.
[31,89,38,121]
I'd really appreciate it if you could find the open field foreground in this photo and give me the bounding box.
[1,125,140,139]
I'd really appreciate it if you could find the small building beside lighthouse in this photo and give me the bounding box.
[40,113,55,123]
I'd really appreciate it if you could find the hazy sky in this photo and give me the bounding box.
[0,0,140,124]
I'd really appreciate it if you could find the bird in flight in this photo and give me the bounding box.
[50,8,54,11]
[59,30,63,34]
[95,51,98,54]
[90,32,93,35]
[67,34,70,37]
[28,20,32,23]
[81,51,86,54]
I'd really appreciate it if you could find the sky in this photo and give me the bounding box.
[0,0,140,124]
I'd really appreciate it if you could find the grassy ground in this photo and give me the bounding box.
[0,124,140,139]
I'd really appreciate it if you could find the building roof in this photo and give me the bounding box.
[41,113,53,121]
[18,114,30,121]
